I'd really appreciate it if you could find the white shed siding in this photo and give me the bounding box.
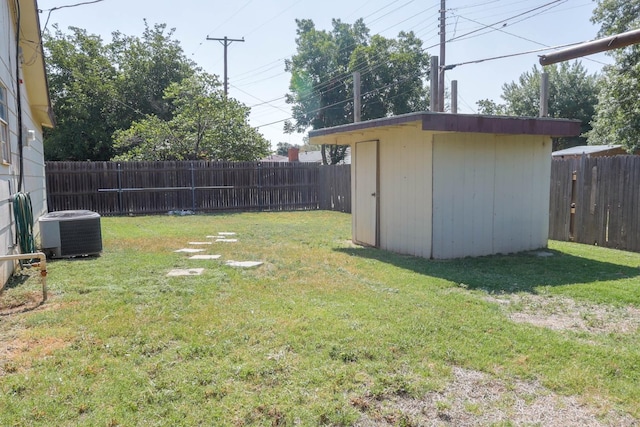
[378,126,432,258]
[432,134,551,258]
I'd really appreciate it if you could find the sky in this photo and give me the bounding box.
[37,0,612,149]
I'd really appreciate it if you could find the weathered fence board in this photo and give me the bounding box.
[318,164,351,212]
[549,155,640,253]
[46,161,351,216]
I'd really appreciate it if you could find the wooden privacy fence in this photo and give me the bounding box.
[45,161,351,216]
[550,155,640,253]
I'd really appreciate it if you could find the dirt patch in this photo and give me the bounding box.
[1,336,70,375]
[486,294,640,334]
[354,367,636,426]
[0,291,45,315]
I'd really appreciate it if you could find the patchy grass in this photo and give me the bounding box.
[0,211,639,425]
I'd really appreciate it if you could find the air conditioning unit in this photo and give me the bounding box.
[39,210,103,258]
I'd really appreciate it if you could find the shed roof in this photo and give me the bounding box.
[309,112,580,145]
[551,144,623,157]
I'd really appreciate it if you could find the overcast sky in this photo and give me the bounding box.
[38,0,611,149]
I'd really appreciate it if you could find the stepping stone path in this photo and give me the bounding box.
[169,232,264,276]
[189,255,222,260]
[225,261,263,268]
[167,268,204,277]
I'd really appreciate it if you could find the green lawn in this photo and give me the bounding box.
[1,211,639,425]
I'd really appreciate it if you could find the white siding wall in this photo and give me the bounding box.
[378,126,432,258]
[0,0,48,285]
[432,133,552,259]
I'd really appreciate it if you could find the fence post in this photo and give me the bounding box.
[257,162,263,211]
[190,161,196,212]
[117,163,123,215]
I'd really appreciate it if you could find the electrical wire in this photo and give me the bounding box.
[41,0,107,34]
[239,0,566,117]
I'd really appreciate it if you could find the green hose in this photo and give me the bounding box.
[12,192,36,262]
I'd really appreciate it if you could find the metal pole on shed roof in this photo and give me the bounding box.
[430,56,439,112]
[353,71,361,123]
[540,72,549,118]
[451,80,458,114]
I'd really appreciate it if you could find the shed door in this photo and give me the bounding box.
[355,140,378,247]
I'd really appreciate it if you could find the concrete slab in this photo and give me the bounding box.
[216,239,238,243]
[218,232,237,236]
[225,261,263,268]
[167,268,205,277]
[189,255,222,260]
[174,248,206,253]
[188,241,213,245]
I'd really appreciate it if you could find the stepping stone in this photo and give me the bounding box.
[188,241,213,245]
[225,261,263,268]
[218,232,236,236]
[174,248,205,253]
[167,268,205,277]
[216,239,238,243]
[189,255,222,260]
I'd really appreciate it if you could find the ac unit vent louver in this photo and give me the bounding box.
[39,210,102,258]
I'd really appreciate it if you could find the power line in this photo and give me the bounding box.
[40,0,107,34]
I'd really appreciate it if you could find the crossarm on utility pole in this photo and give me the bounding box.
[206,36,245,97]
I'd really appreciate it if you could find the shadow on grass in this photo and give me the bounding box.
[334,247,639,294]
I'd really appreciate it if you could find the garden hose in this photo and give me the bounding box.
[12,192,36,263]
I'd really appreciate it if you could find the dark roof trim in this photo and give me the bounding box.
[308,112,581,138]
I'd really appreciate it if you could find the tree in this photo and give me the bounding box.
[587,0,640,152]
[109,21,196,123]
[113,73,270,161]
[285,19,429,164]
[43,23,195,160]
[43,26,119,160]
[476,62,599,150]
[475,99,507,116]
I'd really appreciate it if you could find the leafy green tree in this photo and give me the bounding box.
[109,21,196,123]
[476,62,598,150]
[43,23,195,160]
[113,74,270,161]
[475,99,507,116]
[285,19,429,164]
[587,0,640,152]
[43,26,119,160]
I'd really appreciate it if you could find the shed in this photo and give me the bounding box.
[309,112,580,259]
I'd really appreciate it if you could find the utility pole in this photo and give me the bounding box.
[438,0,446,112]
[207,36,245,97]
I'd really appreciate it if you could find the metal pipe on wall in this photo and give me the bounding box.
[0,252,47,301]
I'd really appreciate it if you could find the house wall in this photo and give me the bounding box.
[0,0,48,285]
[432,133,552,258]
